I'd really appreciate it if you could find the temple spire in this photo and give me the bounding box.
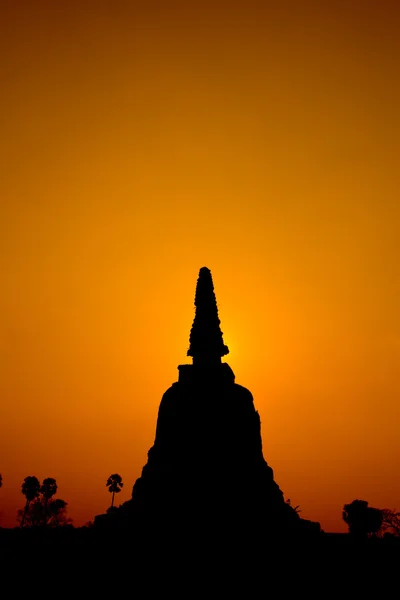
[187,267,229,365]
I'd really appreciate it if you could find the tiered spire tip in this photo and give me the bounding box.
[187,267,229,363]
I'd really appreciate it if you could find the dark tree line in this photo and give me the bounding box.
[0,472,125,527]
[2,470,400,537]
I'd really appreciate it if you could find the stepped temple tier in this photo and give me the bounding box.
[95,267,321,540]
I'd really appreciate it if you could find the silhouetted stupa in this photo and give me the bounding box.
[127,267,312,540]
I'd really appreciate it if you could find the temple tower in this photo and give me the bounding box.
[129,267,302,538]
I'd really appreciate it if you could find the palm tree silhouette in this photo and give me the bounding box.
[41,478,58,526]
[106,474,124,509]
[21,476,40,528]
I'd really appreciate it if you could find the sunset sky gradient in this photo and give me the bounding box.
[1,0,399,532]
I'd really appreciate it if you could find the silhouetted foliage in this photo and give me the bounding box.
[18,477,71,527]
[46,498,70,527]
[0,473,2,488]
[286,498,301,514]
[343,499,383,539]
[20,476,41,528]
[106,474,123,508]
[41,477,57,500]
[41,477,58,525]
[380,509,400,537]
[17,497,71,528]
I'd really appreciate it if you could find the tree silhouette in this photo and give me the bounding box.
[17,498,44,527]
[41,477,57,500]
[380,509,400,537]
[20,476,41,528]
[46,498,71,527]
[17,478,71,528]
[343,499,383,540]
[0,473,2,488]
[41,478,58,526]
[106,474,124,508]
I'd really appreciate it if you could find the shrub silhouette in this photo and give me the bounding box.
[343,499,383,540]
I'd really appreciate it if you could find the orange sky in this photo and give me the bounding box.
[1,0,399,532]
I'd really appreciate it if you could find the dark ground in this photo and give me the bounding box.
[1,527,399,595]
